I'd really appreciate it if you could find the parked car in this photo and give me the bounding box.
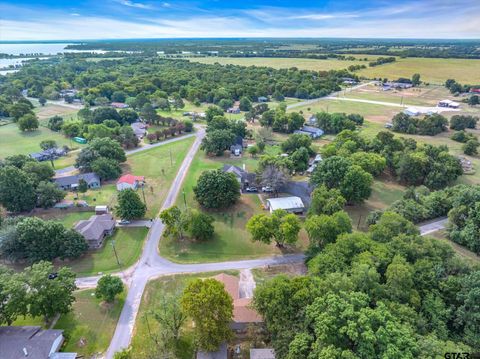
[119,219,131,225]
[262,186,274,193]
[245,186,258,192]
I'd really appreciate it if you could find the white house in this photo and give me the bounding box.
[116,174,145,191]
[266,196,305,214]
[438,99,460,108]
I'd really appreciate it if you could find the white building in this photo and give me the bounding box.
[266,196,305,214]
[438,99,460,108]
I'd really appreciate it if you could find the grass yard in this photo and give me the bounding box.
[13,289,125,358]
[65,136,196,216]
[55,289,126,357]
[131,271,238,359]
[62,227,148,276]
[189,56,362,72]
[357,57,480,85]
[34,103,79,123]
[159,149,306,263]
[428,230,480,265]
[0,123,82,159]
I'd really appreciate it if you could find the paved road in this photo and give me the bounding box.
[419,217,448,236]
[286,81,377,110]
[54,133,196,176]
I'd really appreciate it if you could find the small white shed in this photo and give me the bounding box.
[266,196,305,214]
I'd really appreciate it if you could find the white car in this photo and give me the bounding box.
[262,186,274,193]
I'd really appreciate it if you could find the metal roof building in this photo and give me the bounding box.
[266,196,305,214]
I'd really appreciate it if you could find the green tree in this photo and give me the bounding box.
[247,209,301,247]
[0,267,28,325]
[95,275,124,303]
[305,211,352,251]
[412,73,421,86]
[0,166,37,212]
[159,206,188,240]
[113,348,132,359]
[456,270,480,348]
[340,165,373,204]
[25,262,77,323]
[115,189,146,220]
[280,133,312,154]
[47,115,64,131]
[91,157,122,180]
[152,292,187,342]
[181,278,233,352]
[200,129,235,156]
[468,95,479,106]
[239,97,252,112]
[187,210,215,241]
[23,161,55,183]
[18,113,39,131]
[349,152,387,176]
[369,211,419,243]
[36,181,66,209]
[62,120,83,137]
[205,106,224,122]
[193,170,240,209]
[463,139,479,155]
[39,139,57,150]
[77,178,88,194]
[308,185,346,216]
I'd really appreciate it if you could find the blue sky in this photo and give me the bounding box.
[0,0,479,40]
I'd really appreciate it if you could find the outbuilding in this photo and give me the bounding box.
[438,99,460,108]
[266,196,305,214]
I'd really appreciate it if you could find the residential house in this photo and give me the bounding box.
[266,196,305,214]
[307,114,317,126]
[386,81,413,89]
[403,107,437,116]
[294,126,324,139]
[53,172,101,191]
[250,349,276,359]
[74,213,115,249]
[131,121,147,139]
[111,102,129,109]
[30,147,67,162]
[95,205,109,215]
[213,273,263,331]
[222,164,256,190]
[0,326,77,359]
[438,99,460,108]
[342,77,357,85]
[116,174,145,191]
[258,96,268,102]
[59,89,78,98]
[306,154,323,175]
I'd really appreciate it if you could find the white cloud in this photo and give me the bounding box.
[118,0,151,9]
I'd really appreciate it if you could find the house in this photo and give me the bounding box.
[403,107,437,116]
[306,154,323,175]
[438,99,460,108]
[250,349,276,359]
[342,77,357,85]
[116,174,145,191]
[266,196,305,214]
[385,81,413,89]
[131,121,147,139]
[227,106,240,114]
[53,172,101,191]
[30,147,67,162]
[0,326,77,359]
[59,89,78,98]
[111,102,129,109]
[213,273,262,331]
[74,213,115,249]
[197,343,227,359]
[222,164,256,190]
[294,126,324,139]
[258,96,268,102]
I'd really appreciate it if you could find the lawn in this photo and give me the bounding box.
[55,289,126,357]
[189,56,362,72]
[34,103,79,124]
[13,289,125,358]
[159,149,305,263]
[65,136,196,217]
[357,57,480,85]
[131,271,238,359]
[34,210,95,228]
[62,227,148,276]
[0,123,83,159]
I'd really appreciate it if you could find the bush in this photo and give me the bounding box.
[450,115,478,130]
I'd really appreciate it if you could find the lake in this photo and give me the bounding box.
[0,43,108,55]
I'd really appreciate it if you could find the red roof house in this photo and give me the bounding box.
[116,174,145,191]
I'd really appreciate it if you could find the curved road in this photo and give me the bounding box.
[67,127,306,358]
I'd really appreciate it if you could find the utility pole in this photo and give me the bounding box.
[111,240,120,266]
[141,183,147,208]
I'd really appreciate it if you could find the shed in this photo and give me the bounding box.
[73,137,87,144]
[266,196,305,214]
[250,349,276,359]
[95,205,109,214]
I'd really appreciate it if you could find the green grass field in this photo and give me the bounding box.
[55,289,125,357]
[357,57,480,85]
[63,227,148,276]
[189,56,364,71]
[159,148,305,263]
[0,123,83,159]
[131,271,238,359]
[13,288,125,358]
[34,210,95,228]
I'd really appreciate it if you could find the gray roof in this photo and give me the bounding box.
[75,214,115,241]
[267,196,305,211]
[197,343,227,359]
[301,126,324,134]
[250,349,276,359]
[222,164,256,184]
[54,172,100,187]
[0,326,75,359]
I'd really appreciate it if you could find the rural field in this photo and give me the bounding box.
[190,56,480,84]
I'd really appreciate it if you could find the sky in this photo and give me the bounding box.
[0,0,479,41]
